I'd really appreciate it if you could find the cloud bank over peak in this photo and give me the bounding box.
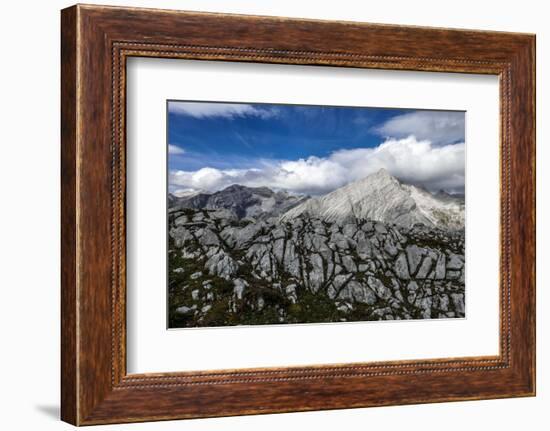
[373,110,465,145]
[169,136,465,196]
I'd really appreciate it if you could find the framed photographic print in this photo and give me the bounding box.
[165,101,466,329]
[61,4,536,425]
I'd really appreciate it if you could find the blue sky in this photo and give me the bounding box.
[167,101,465,196]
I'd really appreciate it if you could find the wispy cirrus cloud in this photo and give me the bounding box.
[372,111,465,145]
[168,101,278,120]
[168,144,185,155]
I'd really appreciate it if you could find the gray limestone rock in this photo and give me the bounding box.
[447,253,465,270]
[341,255,357,273]
[285,284,298,303]
[367,276,392,300]
[190,272,203,280]
[176,305,197,314]
[234,222,264,247]
[340,281,377,305]
[394,252,411,280]
[450,293,465,314]
[416,256,433,279]
[435,254,446,279]
[233,278,248,300]
[168,200,465,326]
[198,228,220,247]
[205,251,237,279]
[406,245,424,274]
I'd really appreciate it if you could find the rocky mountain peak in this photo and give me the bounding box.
[371,167,392,180]
[345,168,402,194]
[281,170,464,230]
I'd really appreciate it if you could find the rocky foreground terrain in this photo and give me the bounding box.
[168,170,465,328]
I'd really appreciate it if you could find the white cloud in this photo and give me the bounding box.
[168,102,277,119]
[172,188,198,198]
[168,144,185,155]
[373,111,465,145]
[169,136,464,195]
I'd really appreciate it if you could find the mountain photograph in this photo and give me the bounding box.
[167,101,465,328]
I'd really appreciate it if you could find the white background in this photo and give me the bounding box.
[0,0,547,430]
[127,59,499,373]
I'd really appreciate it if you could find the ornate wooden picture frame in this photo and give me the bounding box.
[61,4,535,425]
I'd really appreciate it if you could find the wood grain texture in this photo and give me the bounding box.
[60,4,536,425]
[60,5,78,425]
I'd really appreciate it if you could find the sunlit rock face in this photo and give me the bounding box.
[281,169,464,230]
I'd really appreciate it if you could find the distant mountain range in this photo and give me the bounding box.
[169,169,465,230]
[168,184,308,219]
